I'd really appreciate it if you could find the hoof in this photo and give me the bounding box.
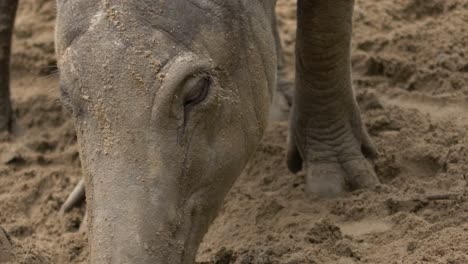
[342,158,379,190]
[305,162,346,198]
[305,158,379,198]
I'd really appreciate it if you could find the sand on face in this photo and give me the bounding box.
[0,0,467,263]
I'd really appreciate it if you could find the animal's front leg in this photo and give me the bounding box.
[271,9,294,121]
[288,0,379,197]
[0,0,18,133]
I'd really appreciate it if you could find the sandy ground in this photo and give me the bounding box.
[0,0,467,263]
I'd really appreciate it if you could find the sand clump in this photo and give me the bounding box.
[0,0,467,263]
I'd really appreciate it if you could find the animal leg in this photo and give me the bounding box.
[288,0,379,197]
[270,9,294,121]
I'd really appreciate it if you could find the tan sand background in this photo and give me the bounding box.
[0,0,467,263]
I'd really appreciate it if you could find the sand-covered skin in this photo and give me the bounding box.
[1,0,467,263]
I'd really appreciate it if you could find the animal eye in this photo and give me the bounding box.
[183,75,211,108]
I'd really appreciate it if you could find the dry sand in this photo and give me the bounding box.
[0,0,467,263]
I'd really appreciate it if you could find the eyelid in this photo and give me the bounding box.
[183,74,211,107]
[155,54,212,98]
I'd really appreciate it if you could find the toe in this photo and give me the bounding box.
[305,162,346,198]
[342,158,379,190]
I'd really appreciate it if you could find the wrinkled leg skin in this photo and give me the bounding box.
[288,0,379,197]
[0,0,18,133]
[270,11,294,121]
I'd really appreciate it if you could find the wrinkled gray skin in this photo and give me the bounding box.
[2,0,379,263]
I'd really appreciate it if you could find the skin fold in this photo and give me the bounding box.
[2,0,378,263]
[287,0,378,197]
